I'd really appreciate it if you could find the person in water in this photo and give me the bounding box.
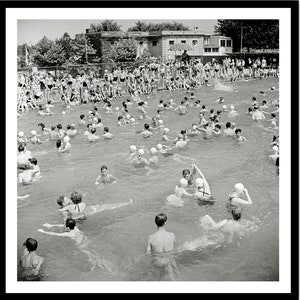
[19,238,44,280]
[192,164,214,202]
[146,213,178,281]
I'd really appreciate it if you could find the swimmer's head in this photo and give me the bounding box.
[129,145,137,153]
[150,147,157,155]
[271,121,277,128]
[157,144,162,150]
[271,86,276,90]
[23,238,38,252]
[272,145,279,153]
[158,120,163,125]
[169,99,173,103]
[163,127,170,133]
[57,195,66,207]
[115,107,120,111]
[138,149,145,156]
[234,183,245,195]
[195,177,204,188]
[31,130,37,136]
[18,131,24,137]
[155,213,167,227]
[28,158,37,165]
[192,124,198,130]
[71,192,82,204]
[232,209,242,221]
[222,105,227,110]
[130,118,135,123]
[66,218,76,230]
[62,111,66,115]
[178,134,184,140]
[230,105,235,110]
[63,136,70,143]
[179,178,188,188]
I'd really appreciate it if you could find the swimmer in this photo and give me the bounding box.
[227,105,238,117]
[18,166,39,185]
[61,136,71,152]
[226,183,252,219]
[103,127,114,139]
[165,178,194,206]
[192,164,213,202]
[59,192,87,221]
[235,128,247,142]
[28,158,41,178]
[19,238,44,278]
[146,213,178,280]
[38,218,85,245]
[140,123,153,138]
[95,165,117,185]
[87,128,100,142]
[127,145,137,161]
[252,106,266,121]
[269,145,279,164]
[148,147,159,164]
[132,149,153,175]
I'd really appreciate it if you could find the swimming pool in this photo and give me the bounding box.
[16,77,279,283]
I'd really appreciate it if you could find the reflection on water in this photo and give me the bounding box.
[16,78,279,281]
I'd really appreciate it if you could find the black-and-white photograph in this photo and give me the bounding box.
[6,3,295,295]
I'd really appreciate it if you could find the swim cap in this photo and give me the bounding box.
[138,149,144,155]
[272,145,279,152]
[230,105,235,110]
[234,183,244,195]
[31,130,37,136]
[157,144,162,150]
[63,136,70,142]
[158,120,163,125]
[169,99,173,102]
[179,178,188,187]
[129,145,136,152]
[222,105,227,110]
[231,122,236,127]
[163,128,170,133]
[195,177,204,187]
[150,147,157,155]
[192,125,198,130]
[144,101,148,105]
[130,118,135,123]
[271,86,275,90]
[18,131,24,137]
[115,107,120,111]
[62,111,66,115]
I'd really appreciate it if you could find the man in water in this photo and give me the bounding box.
[146,213,178,280]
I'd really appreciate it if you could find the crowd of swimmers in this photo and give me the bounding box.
[17,57,279,281]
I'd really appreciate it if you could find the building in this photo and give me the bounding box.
[84,29,233,63]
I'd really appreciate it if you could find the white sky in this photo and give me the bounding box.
[18,19,218,45]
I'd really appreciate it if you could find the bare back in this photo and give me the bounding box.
[147,230,175,254]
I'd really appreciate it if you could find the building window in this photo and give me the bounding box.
[212,48,219,52]
[181,40,186,44]
[192,40,198,46]
[226,40,232,47]
[204,38,210,45]
[204,48,211,52]
[169,40,174,45]
[152,41,158,46]
[220,40,226,47]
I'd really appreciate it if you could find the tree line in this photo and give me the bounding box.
[17,19,279,68]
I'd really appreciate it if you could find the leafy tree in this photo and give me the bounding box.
[214,20,279,52]
[106,38,137,62]
[89,20,121,32]
[56,32,73,61]
[128,21,190,32]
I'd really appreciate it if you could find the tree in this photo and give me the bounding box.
[128,21,190,32]
[214,20,279,52]
[89,20,121,32]
[106,38,137,62]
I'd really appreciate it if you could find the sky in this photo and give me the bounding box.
[17,19,218,45]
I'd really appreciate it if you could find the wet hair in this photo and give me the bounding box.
[117,116,123,121]
[210,109,215,114]
[66,218,76,230]
[51,126,56,130]
[182,169,190,177]
[155,213,167,227]
[275,157,279,167]
[80,114,85,119]
[18,144,25,152]
[235,128,242,134]
[90,128,96,134]
[101,165,108,171]
[57,124,62,129]
[215,124,221,129]
[144,123,150,130]
[28,158,37,165]
[71,192,82,204]
[232,211,241,221]
[57,195,65,207]
[248,107,253,112]
[23,238,38,252]
[67,124,71,130]
[202,105,206,109]
[56,139,62,148]
[38,123,45,129]
[225,122,232,128]
[103,127,109,132]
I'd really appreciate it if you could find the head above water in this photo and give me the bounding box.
[195,177,204,188]
[23,238,38,252]
[179,178,188,188]
[71,192,82,204]
[66,218,76,230]
[234,183,245,195]
[155,213,167,227]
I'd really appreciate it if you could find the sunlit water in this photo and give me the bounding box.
[17,77,279,281]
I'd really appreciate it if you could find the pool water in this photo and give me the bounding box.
[17,77,279,282]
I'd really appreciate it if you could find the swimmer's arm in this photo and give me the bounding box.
[95,175,101,185]
[145,236,152,255]
[32,257,44,275]
[37,229,70,238]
